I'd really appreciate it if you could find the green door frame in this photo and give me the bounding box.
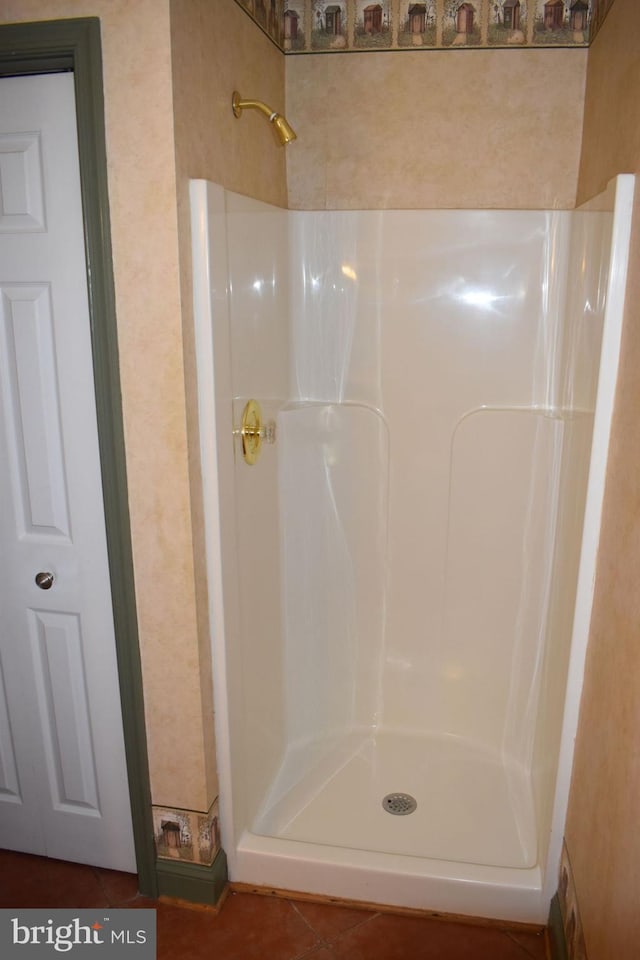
[0,17,157,897]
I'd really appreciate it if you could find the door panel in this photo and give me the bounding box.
[0,131,45,231]
[1,283,70,536]
[0,73,135,872]
[29,610,100,813]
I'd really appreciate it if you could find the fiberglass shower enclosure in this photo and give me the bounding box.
[191,176,633,923]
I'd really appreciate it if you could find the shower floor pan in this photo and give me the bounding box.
[253,731,537,870]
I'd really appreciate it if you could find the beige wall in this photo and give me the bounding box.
[576,0,640,204]
[565,1,640,957]
[170,0,287,208]
[0,0,207,810]
[169,0,287,807]
[0,0,285,815]
[286,47,587,210]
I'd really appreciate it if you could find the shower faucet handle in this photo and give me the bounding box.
[235,399,275,465]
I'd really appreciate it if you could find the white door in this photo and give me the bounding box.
[0,73,136,873]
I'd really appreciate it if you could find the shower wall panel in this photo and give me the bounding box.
[289,209,572,756]
[252,401,389,834]
[444,409,563,757]
[531,193,616,862]
[289,211,384,408]
[225,192,290,827]
[221,197,614,860]
[278,403,388,745]
[226,191,290,401]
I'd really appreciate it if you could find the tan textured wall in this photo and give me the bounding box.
[286,48,587,210]
[169,0,287,803]
[0,0,210,811]
[576,0,640,203]
[170,0,287,208]
[565,2,640,957]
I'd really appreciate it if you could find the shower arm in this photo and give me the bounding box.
[232,91,297,146]
[232,93,277,122]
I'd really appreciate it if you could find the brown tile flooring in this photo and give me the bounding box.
[0,849,549,959]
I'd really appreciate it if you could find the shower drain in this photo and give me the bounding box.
[382,793,417,816]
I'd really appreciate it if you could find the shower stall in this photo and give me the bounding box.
[190,176,633,923]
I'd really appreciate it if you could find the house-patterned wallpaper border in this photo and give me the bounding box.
[152,798,221,866]
[235,0,616,52]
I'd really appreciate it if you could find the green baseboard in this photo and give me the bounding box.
[548,894,569,960]
[155,848,228,907]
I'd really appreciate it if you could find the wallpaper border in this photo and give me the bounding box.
[234,0,613,53]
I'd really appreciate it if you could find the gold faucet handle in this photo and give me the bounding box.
[234,399,275,465]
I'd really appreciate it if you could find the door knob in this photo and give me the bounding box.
[35,571,54,590]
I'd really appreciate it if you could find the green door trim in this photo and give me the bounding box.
[0,17,157,897]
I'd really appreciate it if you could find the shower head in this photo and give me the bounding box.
[232,91,297,147]
[271,112,297,146]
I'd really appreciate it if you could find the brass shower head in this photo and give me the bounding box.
[270,112,297,147]
[232,91,297,147]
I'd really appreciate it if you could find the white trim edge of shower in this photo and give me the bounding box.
[190,178,237,860]
[541,173,636,911]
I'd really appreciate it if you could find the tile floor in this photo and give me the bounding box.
[0,849,549,959]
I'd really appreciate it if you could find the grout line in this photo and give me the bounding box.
[294,947,334,960]
[289,900,328,952]
[329,909,382,940]
[296,947,339,960]
[505,928,547,959]
[289,899,381,947]
[288,901,326,959]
